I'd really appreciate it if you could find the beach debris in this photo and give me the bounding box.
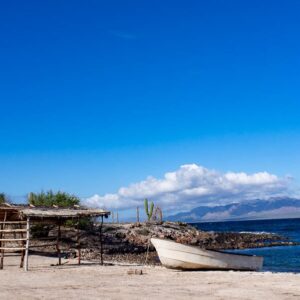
[127,269,143,275]
[50,261,69,266]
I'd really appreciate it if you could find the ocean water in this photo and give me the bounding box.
[192,218,300,273]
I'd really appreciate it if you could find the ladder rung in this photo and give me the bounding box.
[0,229,27,233]
[0,238,27,242]
[0,247,26,251]
[0,221,27,224]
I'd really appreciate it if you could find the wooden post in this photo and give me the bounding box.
[56,222,61,265]
[116,212,119,224]
[100,215,104,265]
[0,219,3,270]
[19,223,25,268]
[0,212,7,270]
[24,217,30,271]
[159,207,163,223]
[136,207,140,223]
[77,218,81,265]
[112,211,114,223]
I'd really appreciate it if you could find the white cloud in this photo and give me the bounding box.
[83,164,292,212]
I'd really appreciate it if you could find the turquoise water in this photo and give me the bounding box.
[193,218,300,272]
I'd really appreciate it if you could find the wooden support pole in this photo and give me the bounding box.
[56,222,61,265]
[18,223,26,268]
[77,218,81,265]
[116,212,119,224]
[13,226,16,241]
[24,217,30,271]
[0,212,7,270]
[112,211,114,223]
[136,207,140,223]
[0,220,2,269]
[100,215,104,265]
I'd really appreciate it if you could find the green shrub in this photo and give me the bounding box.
[0,193,9,204]
[28,190,80,207]
[28,190,83,236]
[65,217,93,230]
[31,224,53,238]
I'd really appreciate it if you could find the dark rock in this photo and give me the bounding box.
[28,221,299,266]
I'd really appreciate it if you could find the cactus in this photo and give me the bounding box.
[144,198,154,221]
[152,206,163,223]
[157,206,163,223]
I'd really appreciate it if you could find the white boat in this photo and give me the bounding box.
[151,238,263,271]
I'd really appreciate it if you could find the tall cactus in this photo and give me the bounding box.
[144,198,154,221]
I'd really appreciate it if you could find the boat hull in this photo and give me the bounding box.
[151,238,263,271]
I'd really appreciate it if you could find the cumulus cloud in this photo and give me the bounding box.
[83,164,291,212]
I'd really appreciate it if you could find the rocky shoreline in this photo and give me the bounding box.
[30,221,298,265]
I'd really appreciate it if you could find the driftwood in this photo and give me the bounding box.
[127,269,143,275]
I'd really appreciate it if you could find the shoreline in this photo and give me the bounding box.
[27,221,298,267]
[1,255,300,300]
[188,216,300,224]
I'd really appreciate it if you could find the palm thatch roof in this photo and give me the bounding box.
[20,207,110,218]
[0,203,110,221]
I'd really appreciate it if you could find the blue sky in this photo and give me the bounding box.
[1,1,300,207]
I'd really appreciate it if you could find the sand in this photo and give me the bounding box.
[0,255,299,300]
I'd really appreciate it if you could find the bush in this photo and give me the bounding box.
[28,190,80,207]
[0,193,9,204]
[31,224,53,238]
[28,190,83,236]
[65,217,94,230]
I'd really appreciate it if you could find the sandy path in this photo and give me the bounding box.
[0,255,299,300]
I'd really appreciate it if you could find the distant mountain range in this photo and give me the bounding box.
[167,197,300,222]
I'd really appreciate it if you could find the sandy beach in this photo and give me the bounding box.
[0,255,299,300]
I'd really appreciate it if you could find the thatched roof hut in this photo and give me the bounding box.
[0,203,110,271]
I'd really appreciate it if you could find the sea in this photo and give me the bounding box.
[192,218,300,273]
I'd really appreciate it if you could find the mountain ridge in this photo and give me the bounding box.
[167,197,300,222]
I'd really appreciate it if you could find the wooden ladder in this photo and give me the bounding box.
[0,214,28,270]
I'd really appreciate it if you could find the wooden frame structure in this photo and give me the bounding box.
[0,204,110,271]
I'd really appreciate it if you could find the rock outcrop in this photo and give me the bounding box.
[30,221,297,265]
